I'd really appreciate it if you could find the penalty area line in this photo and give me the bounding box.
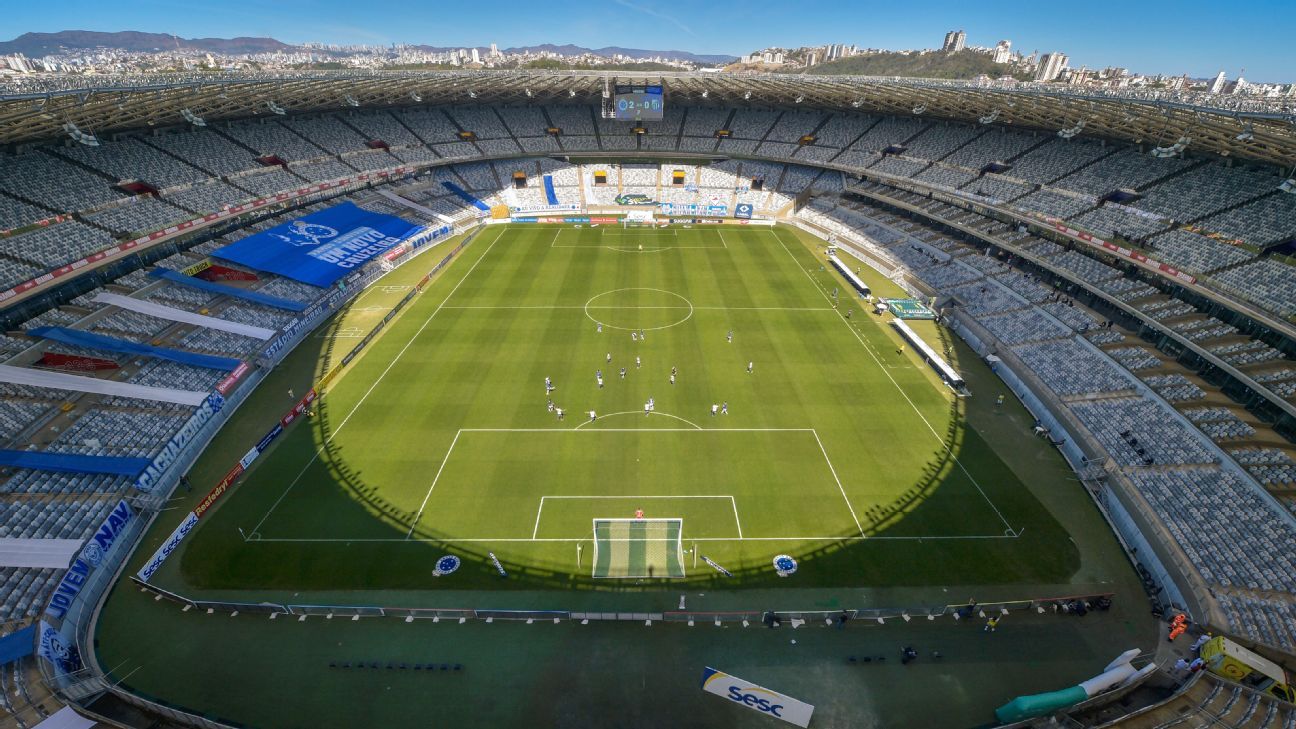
[811,428,864,538]
[407,429,464,539]
[244,227,506,538]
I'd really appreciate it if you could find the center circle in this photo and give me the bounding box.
[583,288,694,331]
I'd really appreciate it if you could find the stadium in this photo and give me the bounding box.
[0,68,1293,728]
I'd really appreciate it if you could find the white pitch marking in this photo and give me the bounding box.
[730,495,743,539]
[533,494,740,539]
[810,429,865,538]
[458,427,814,433]
[573,410,703,430]
[407,429,464,538]
[440,305,832,311]
[583,287,694,332]
[531,497,546,540]
[771,228,1015,533]
[245,533,1023,543]
[246,227,506,537]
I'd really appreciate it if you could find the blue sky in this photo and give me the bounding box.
[7,0,1294,82]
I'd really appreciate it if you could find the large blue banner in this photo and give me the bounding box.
[212,202,425,287]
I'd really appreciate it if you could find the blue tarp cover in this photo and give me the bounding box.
[442,181,490,211]
[0,449,151,477]
[543,175,560,205]
[29,327,240,371]
[212,202,424,287]
[148,268,307,312]
[0,625,35,665]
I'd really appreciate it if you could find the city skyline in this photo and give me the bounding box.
[3,0,1294,82]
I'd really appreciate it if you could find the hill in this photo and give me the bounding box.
[410,43,735,65]
[784,50,1033,81]
[0,31,291,56]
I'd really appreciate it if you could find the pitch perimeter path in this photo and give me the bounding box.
[174,225,1077,592]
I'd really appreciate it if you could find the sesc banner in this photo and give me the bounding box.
[700,667,814,727]
[213,202,424,287]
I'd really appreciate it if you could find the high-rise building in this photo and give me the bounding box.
[1208,71,1227,94]
[942,30,966,52]
[1035,52,1068,82]
[489,43,499,58]
[992,40,1012,64]
[471,47,481,64]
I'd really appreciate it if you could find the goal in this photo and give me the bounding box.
[621,210,658,228]
[591,518,685,579]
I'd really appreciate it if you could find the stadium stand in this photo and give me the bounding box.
[0,90,1294,677]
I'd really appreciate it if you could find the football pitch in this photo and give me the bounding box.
[176,223,1079,592]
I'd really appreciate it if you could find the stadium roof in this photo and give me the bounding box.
[1,70,1294,167]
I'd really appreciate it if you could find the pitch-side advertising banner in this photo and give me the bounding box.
[213,202,424,287]
[700,667,814,727]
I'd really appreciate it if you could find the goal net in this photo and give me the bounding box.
[591,518,685,579]
[622,210,658,228]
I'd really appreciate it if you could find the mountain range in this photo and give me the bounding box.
[0,31,736,64]
[0,31,293,56]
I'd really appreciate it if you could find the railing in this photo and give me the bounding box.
[130,577,1115,626]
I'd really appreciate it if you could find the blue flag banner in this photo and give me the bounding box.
[212,202,425,287]
[28,327,241,371]
[148,269,308,312]
[0,449,151,476]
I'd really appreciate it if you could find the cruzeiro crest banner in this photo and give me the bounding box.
[213,201,425,287]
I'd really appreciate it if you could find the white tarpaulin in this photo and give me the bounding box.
[0,539,82,568]
[92,292,275,340]
[34,706,98,729]
[0,364,208,406]
[379,189,457,225]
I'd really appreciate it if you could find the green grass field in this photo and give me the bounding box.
[175,223,1078,592]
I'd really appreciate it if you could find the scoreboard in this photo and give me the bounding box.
[613,84,664,121]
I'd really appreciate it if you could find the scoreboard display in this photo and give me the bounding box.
[613,84,664,121]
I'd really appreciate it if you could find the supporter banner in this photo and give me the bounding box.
[510,203,580,214]
[734,203,754,220]
[215,362,251,395]
[134,393,225,492]
[29,326,242,371]
[280,390,318,428]
[700,667,814,727]
[1048,221,1197,285]
[1,214,71,238]
[0,168,412,306]
[45,500,134,620]
[510,216,593,224]
[38,352,119,372]
[181,259,213,277]
[137,511,197,581]
[37,621,81,677]
[213,202,425,287]
[383,242,412,262]
[195,464,243,518]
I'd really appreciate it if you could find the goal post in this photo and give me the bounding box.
[591,518,685,578]
[622,210,658,228]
